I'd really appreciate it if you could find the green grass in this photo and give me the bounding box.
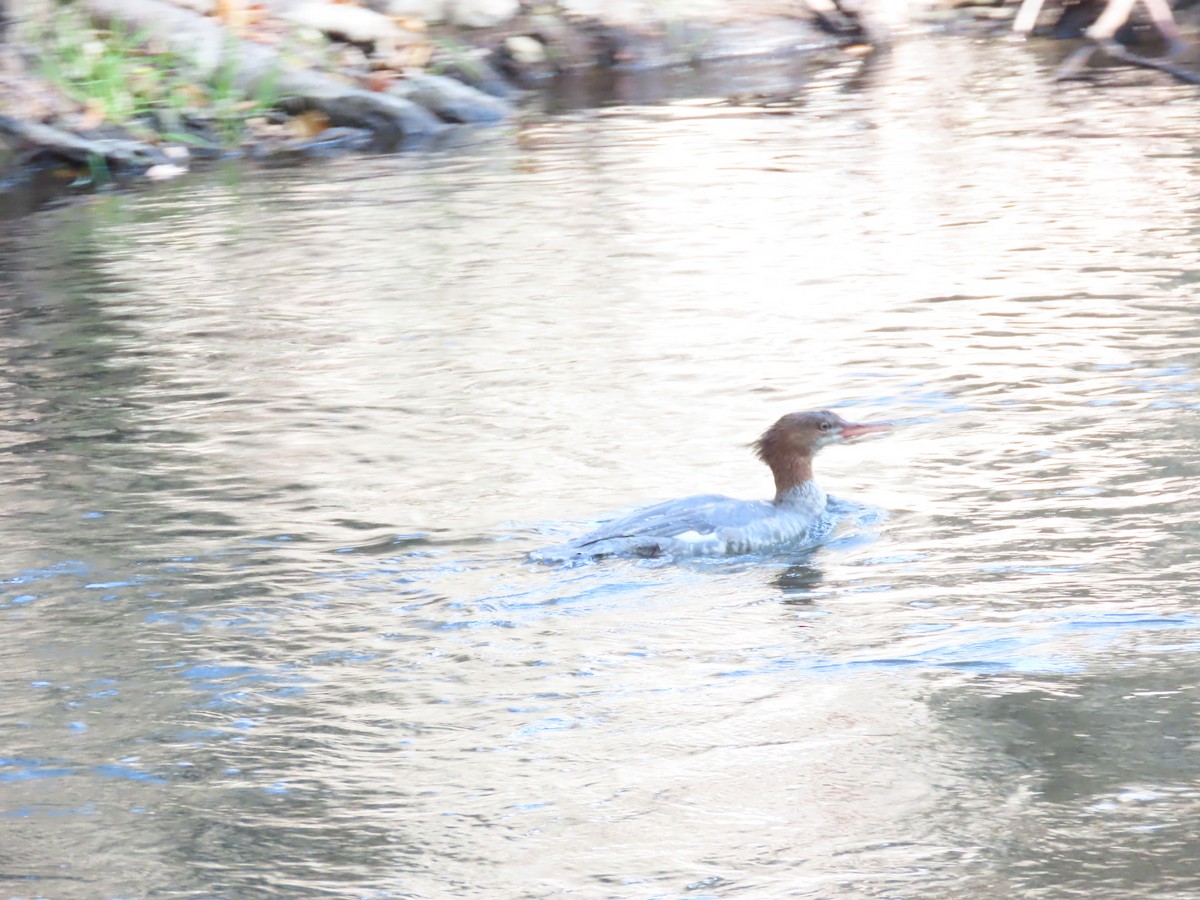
[429,37,484,83]
[32,9,282,147]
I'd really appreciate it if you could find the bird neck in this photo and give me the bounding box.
[770,455,815,505]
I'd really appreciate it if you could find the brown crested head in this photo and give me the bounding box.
[754,410,892,501]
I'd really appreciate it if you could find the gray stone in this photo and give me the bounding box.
[449,0,518,27]
[391,72,510,123]
[505,35,547,65]
[282,3,408,51]
[379,0,447,20]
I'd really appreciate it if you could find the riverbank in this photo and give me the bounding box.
[0,1,855,184]
[0,0,1195,205]
[4,30,1200,895]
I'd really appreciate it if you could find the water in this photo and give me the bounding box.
[3,35,1200,898]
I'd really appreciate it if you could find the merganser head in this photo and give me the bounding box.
[755,410,892,501]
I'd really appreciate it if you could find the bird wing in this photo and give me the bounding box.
[574,494,775,547]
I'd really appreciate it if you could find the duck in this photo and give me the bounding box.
[529,409,892,561]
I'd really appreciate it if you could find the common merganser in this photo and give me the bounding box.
[530,409,892,561]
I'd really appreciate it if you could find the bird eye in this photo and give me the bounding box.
[819,422,832,432]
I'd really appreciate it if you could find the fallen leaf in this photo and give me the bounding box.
[364,69,398,92]
[173,83,210,106]
[78,98,107,131]
[391,16,428,32]
[213,0,259,33]
[289,109,329,138]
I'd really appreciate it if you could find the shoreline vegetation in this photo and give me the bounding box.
[0,0,1196,197]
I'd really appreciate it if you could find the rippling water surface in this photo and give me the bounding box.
[4,36,1200,899]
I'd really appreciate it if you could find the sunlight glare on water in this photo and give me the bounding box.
[2,36,1200,899]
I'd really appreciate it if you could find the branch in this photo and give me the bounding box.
[1056,38,1200,84]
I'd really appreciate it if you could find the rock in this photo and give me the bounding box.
[504,35,547,65]
[0,114,171,172]
[553,0,650,25]
[282,3,412,53]
[290,87,447,140]
[434,54,516,98]
[972,5,1015,18]
[252,127,375,164]
[144,163,188,180]
[390,72,510,123]
[378,0,447,20]
[80,0,447,140]
[449,0,518,28]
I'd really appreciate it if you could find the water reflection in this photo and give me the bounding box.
[3,34,1200,899]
